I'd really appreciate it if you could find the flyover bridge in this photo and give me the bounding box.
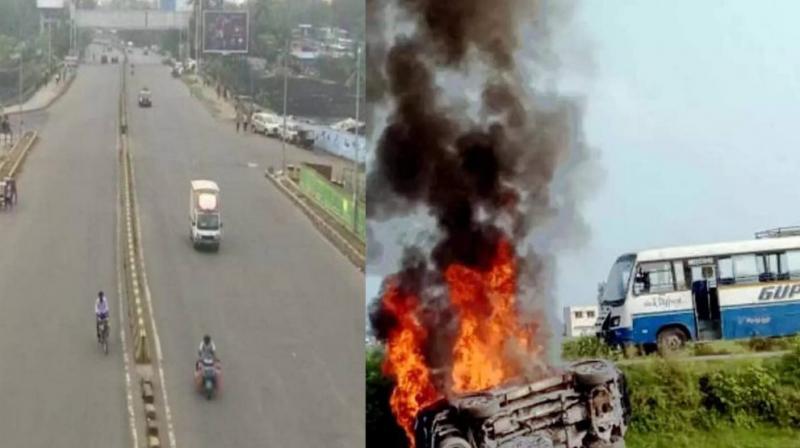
[73,9,190,30]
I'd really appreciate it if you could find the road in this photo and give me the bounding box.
[125,51,365,447]
[0,56,129,445]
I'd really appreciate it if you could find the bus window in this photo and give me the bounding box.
[784,250,800,280]
[718,257,734,285]
[733,254,759,284]
[779,252,790,280]
[757,253,778,282]
[673,260,686,290]
[635,261,674,295]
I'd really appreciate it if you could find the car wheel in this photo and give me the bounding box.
[569,359,617,386]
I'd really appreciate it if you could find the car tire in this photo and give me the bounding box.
[568,359,617,386]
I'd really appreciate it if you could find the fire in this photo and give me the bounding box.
[382,280,440,446]
[447,238,536,393]
[382,237,541,446]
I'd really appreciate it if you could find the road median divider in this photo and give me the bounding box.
[118,57,170,448]
[0,131,38,179]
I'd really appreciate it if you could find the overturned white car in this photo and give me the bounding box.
[414,359,630,448]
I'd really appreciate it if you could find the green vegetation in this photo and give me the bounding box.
[562,336,623,360]
[561,335,799,362]
[189,0,364,112]
[0,1,92,105]
[626,425,800,448]
[366,348,406,448]
[366,337,800,447]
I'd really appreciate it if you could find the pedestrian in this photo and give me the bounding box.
[235,108,242,132]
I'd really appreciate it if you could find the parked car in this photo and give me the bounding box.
[100,55,108,64]
[111,56,119,64]
[281,122,300,143]
[295,127,316,149]
[250,112,282,136]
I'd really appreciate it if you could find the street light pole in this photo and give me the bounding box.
[351,45,361,233]
[194,0,200,63]
[281,38,288,174]
[48,21,52,73]
[197,0,203,72]
[17,53,23,138]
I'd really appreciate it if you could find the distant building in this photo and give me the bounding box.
[563,305,599,337]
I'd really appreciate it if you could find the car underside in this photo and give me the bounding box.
[414,359,630,448]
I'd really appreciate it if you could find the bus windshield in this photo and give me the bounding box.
[601,254,635,306]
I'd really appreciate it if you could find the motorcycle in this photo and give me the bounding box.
[194,357,221,400]
[97,317,110,355]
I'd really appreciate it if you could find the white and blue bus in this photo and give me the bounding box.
[595,227,800,352]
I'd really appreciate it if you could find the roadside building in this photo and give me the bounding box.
[563,305,599,337]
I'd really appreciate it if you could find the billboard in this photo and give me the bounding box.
[203,11,248,54]
[36,0,64,9]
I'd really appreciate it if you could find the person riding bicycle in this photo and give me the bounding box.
[95,291,110,341]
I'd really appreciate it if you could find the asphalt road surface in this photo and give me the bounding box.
[0,59,129,445]
[126,52,365,447]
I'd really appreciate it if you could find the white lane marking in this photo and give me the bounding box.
[117,129,139,448]
[128,136,177,448]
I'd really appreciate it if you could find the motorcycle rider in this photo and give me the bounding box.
[95,291,110,341]
[198,334,216,360]
[196,334,218,371]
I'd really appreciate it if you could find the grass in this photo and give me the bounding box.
[627,425,800,448]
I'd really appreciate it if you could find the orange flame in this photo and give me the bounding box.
[446,238,535,393]
[382,280,440,447]
[382,237,540,446]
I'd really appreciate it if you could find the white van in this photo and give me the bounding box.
[190,180,222,251]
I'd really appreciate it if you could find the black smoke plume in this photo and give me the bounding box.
[368,0,591,376]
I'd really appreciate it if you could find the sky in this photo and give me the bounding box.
[366,1,800,323]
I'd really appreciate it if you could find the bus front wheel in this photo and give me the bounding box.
[657,328,687,354]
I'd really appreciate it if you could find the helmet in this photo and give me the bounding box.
[203,334,211,345]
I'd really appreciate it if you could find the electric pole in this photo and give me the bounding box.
[351,45,361,233]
